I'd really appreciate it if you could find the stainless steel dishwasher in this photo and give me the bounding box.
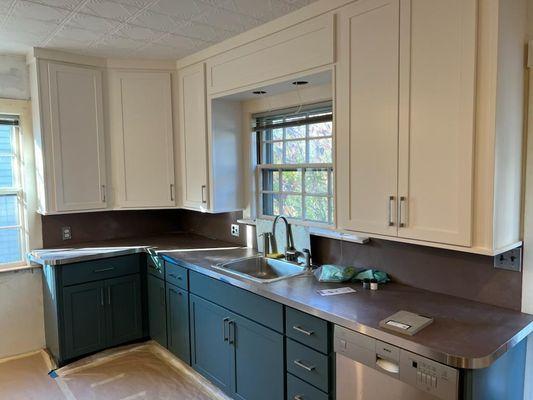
[334,325,459,400]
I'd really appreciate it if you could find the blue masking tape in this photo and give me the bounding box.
[48,370,58,379]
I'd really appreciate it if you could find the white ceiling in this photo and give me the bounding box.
[0,0,317,59]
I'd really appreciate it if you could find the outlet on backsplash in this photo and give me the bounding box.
[493,248,522,272]
[231,224,240,237]
[61,226,72,241]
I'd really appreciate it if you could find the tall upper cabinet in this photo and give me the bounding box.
[336,0,527,254]
[28,51,108,214]
[108,69,176,208]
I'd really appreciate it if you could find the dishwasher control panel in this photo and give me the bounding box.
[400,350,459,400]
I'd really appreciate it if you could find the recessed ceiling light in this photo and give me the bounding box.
[252,90,267,95]
[292,81,309,86]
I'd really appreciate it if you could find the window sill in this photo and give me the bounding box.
[0,262,41,274]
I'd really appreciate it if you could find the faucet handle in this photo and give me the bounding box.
[302,248,312,270]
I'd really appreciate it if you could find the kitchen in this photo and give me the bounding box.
[0,0,532,399]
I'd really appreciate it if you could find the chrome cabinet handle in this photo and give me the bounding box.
[293,360,315,372]
[222,317,229,341]
[388,196,395,226]
[201,185,207,204]
[101,185,106,203]
[94,267,114,273]
[294,396,304,400]
[170,184,174,201]
[399,196,407,227]
[292,325,314,336]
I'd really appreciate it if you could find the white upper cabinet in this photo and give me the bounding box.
[109,71,176,208]
[30,59,107,214]
[178,63,209,210]
[336,0,400,237]
[397,0,476,246]
[337,0,476,246]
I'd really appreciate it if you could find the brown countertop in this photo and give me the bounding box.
[29,232,533,370]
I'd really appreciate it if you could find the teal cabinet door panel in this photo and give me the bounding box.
[230,313,284,400]
[190,294,232,393]
[167,283,190,364]
[63,281,106,359]
[105,275,143,347]
[147,274,167,347]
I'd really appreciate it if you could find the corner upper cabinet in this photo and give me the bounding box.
[29,59,107,214]
[109,71,176,208]
[337,0,476,247]
[178,63,209,211]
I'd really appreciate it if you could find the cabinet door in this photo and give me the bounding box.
[63,281,106,360]
[397,0,476,246]
[189,295,231,393]
[166,284,190,364]
[178,63,209,210]
[105,275,143,347]
[114,72,175,207]
[230,314,284,400]
[147,274,167,348]
[48,62,107,211]
[336,0,400,236]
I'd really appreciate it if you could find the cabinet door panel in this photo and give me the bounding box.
[147,274,167,348]
[397,0,475,245]
[48,62,106,211]
[336,0,400,235]
[63,281,106,360]
[230,314,284,400]
[115,72,175,207]
[167,284,190,364]
[105,275,143,347]
[189,295,231,393]
[179,63,209,210]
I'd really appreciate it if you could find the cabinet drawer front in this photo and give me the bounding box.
[286,308,330,354]
[147,256,165,279]
[62,255,140,286]
[189,271,283,333]
[287,339,331,393]
[287,373,329,400]
[165,261,188,289]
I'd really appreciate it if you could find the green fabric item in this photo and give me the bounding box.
[314,264,357,283]
[353,269,390,283]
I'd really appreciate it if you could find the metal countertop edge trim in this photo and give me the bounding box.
[28,246,532,369]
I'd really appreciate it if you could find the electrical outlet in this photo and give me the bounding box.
[62,226,72,241]
[494,248,522,272]
[231,224,240,237]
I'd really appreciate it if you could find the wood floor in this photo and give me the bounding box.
[0,343,230,400]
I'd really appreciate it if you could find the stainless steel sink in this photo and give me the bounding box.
[212,256,306,283]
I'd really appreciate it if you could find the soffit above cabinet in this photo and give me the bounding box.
[0,0,318,59]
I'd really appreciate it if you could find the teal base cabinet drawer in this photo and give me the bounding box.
[165,261,188,290]
[189,271,283,332]
[62,254,140,286]
[286,308,330,354]
[287,373,329,400]
[287,338,332,393]
[167,283,190,364]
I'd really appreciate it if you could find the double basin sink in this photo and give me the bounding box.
[213,256,306,283]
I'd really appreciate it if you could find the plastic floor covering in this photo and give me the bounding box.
[0,342,231,400]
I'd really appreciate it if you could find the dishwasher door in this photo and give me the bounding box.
[337,353,440,400]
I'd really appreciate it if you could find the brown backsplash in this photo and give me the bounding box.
[41,210,521,310]
[311,235,522,311]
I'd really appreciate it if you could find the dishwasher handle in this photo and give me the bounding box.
[375,356,400,374]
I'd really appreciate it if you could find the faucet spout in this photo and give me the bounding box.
[271,215,298,261]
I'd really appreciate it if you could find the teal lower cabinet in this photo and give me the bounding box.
[147,273,167,348]
[166,283,190,363]
[287,373,330,400]
[189,294,284,400]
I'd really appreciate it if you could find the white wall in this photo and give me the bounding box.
[0,54,45,360]
[0,55,29,100]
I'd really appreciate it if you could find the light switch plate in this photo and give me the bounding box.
[231,224,240,237]
[61,226,72,241]
[494,248,522,272]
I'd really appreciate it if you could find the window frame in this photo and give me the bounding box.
[255,103,334,227]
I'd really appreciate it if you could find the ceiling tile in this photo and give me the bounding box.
[25,0,80,10]
[131,9,176,32]
[12,0,70,23]
[118,23,160,41]
[81,0,139,21]
[156,33,198,50]
[191,4,258,33]
[149,0,207,20]
[67,12,116,32]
